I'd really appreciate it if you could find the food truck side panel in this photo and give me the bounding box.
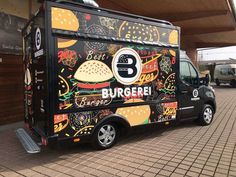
[23,7,48,136]
[48,3,180,140]
[55,40,179,138]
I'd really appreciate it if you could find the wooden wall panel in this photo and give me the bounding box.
[0,54,24,125]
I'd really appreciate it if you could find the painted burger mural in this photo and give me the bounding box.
[53,7,178,137]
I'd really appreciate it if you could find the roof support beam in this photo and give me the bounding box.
[155,10,228,22]
[196,42,236,48]
[182,27,235,35]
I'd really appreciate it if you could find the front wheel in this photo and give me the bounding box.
[92,123,118,150]
[198,104,214,126]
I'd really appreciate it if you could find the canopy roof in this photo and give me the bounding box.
[96,0,236,48]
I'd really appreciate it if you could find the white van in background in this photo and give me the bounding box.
[214,64,236,87]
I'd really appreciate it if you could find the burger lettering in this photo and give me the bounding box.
[137,72,157,86]
[75,94,112,108]
[136,56,160,85]
[86,50,108,61]
[102,86,151,99]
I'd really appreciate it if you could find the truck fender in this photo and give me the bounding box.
[91,114,131,135]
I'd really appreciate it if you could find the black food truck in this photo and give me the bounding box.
[16,0,216,153]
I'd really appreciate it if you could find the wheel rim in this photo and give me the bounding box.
[203,107,213,124]
[98,124,116,147]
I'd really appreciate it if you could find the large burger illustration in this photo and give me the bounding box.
[74,60,113,90]
[169,30,178,45]
[51,7,79,48]
[116,99,151,126]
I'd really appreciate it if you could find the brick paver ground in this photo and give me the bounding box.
[0,86,236,177]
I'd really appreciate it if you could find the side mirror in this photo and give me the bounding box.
[205,74,210,85]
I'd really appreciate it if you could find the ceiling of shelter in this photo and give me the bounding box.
[96,0,236,48]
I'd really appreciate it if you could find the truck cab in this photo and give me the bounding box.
[178,51,216,124]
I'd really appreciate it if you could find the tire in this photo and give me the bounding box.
[197,104,214,126]
[215,79,220,86]
[230,80,236,88]
[92,123,118,150]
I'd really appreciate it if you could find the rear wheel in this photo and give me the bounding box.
[215,79,220,86]
[197,104,214,126]
[92,123,118,150]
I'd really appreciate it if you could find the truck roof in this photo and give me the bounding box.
[23,1,180,48]
[55,0,173,26]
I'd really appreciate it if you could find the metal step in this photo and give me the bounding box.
[15,128,41,154]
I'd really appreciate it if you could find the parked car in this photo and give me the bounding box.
[214,64,236,87]
[17,0,216,153]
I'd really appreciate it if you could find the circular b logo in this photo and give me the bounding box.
[193,89,199,98]
[35,27,41,50]
[112,48,142,85]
